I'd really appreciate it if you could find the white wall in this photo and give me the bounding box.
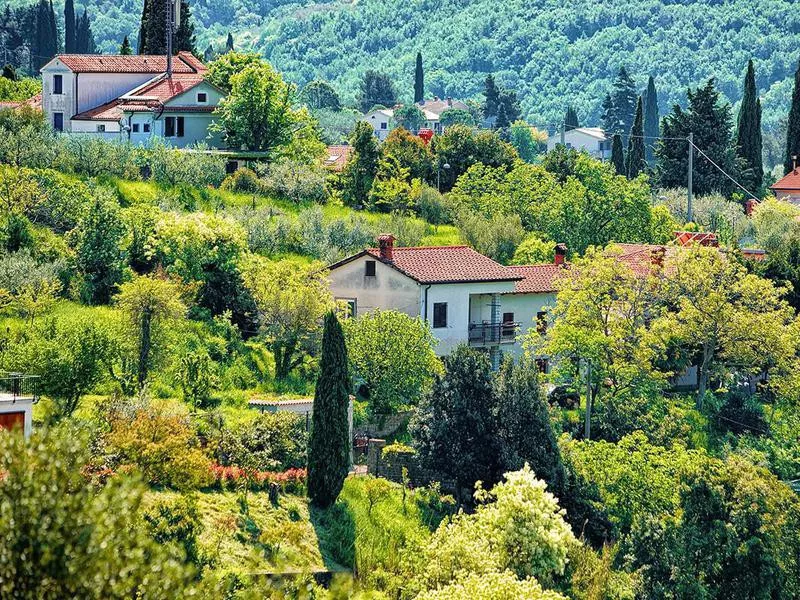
[70,119,121,134]
[547,130,609,159]
[0,398,33,438]
[328,255,421,317]
[500,291,556,358]
[362,111,393,141]
[76,72,155,114]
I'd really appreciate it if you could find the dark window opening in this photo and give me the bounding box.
[536,311,548,335]
[176,116,184,137]
[536,358,548,373]
[132,123,140,133]
[53,74,62,94]
[53,112,63,132]
[225,160,238,174]
[143,123,150,133]
[165,117,175,137]
[197,92,207,103]
[502,312,514,323]
[433,302,447,328]
[365,260,376,276]
[346,300,356,318]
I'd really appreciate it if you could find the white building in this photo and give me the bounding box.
[547,127,612,160]
[362,97,471,140]
[0,373,38,438]
[39,52,224,147]
[363,108,395,141]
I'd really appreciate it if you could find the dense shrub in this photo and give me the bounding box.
[221,168,264,194]
[143,494,203,565]
[216,411,308,471]
[209,465,307,493]
[256,160,328,204]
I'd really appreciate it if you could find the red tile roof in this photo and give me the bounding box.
[52,51,206,74]
[673,231,719,247]
[323,145,352,171]
[772,169,800,192]
[507,264,565,293]
[330,245,522,284]
[0,94,42,111]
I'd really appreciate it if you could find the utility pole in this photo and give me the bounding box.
[166,0,179,77]
[584,359,592,440]
[687,132,694,223]
[560,121,565,146]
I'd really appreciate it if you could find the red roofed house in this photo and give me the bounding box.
[771,164,800,205]
[39,52,225,148]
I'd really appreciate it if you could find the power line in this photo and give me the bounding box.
[689,139,759,200]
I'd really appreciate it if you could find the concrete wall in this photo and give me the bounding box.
[547,130,610,159]
[70,119,122,134]
[0,398,33,438]
[77,72,154,113]
[500,291,556,357]
[363,110,393,141]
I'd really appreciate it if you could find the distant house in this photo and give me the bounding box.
[771,166,800,205]
[547,127,612,160]
[363,108,395,141]
[362,96,470,141]
[323,145,353,171]
[39,52,224,148]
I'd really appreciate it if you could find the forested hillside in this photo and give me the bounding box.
[10,0,798,131]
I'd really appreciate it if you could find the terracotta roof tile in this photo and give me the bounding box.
[772,169,800,192]
[323,145,352,171]
[506,264,565,293]
[125,73,206,102]
[360,246,522,284]
[52,51,205,74]
[673,231,719,247]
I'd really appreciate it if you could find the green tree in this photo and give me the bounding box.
[307,311,350,508]
[300,80,341,111]
[241,256,334,380]
[205,52,262,92]
[736,59,764,191]
[63,0,75,52]
[382,126,433,181]
[439,108,475,128]
[341,121,380,206]
[342,309,441,416]
[509,121,540,163]
[611,133,625,175]
[178,350,215,410]
[564,105,579,131]
[138,0,195,54]
[119,35,132,54]
[414,51,424,103]
[225,31,234,52]
[431,124,517,191]
[483,74,501,119]
[784,59,800,176]
[643,76,659,165]
[625,96,645,179]
[604,66,637,139]
[358,70,397,112]
[393,104,425,132]
[75,8,95,53]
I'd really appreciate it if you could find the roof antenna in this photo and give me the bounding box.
[166,0,180,77]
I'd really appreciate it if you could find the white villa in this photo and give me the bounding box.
[363,97,470,141]
[39,52,224,147]
[547,127,612,160]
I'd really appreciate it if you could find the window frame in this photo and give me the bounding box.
[53,112,63,132]
[536,310,548,335]
[132,123,140,133]
[197,92,208,103]
[143,123,151,133]
[96,124,106,132]
[164,116,175,137]
[53,74,63,95]
[432,302,447,329]
[365,260,376,277]
[176,116,185,137]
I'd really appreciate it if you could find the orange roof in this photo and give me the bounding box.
[506,264,565,293]
[52,51,205,74]
[323,145,352,171]
[673,231,719,247]
[772,169,800,192]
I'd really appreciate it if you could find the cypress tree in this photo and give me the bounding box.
[341,121,380,206]
[48,0,57,53]
[120,35,132,54]
[735,59,763,190]
[307,311,350,509]
[564,105,579,131]
[626,96,646,178]
[643,76,659,165]
[225,31,234,52]
[414,51,424,104]
[137,0,149,54]
[611,133,625,175]
[483,74,500,119]
[76,9,94,53]
[607,66,637,140]
[34,0,57,68]
[64,0,75,52]
[139,0,196,55]
[601,92,615,132]
[203,43,214,62]
[173,0,196,54]
[785,60,800,175]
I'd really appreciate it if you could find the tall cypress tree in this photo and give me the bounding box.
[76,9,94,53]
[203,43,214,62]
[120,35,132,54]
[173,0,195,54]
[307,311,350,509]
[47,0,57,52]
[139,0,195,55]
[643,76,659,166]
[34,0,57,68]
[414,51,424,104]
[225,31,234,52]
[483,74,500,119]
[64,0,75,52]
[626,97,646,178]
[735,60,763,191]
[785,60,800,175]
[611,133,625,175]
[137,0,149,54]
[601,93,614,132]
[607,66,637,140]
[564,105,579,131]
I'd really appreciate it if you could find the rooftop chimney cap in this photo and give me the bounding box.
[377,234,395,261]
[554,243,567,265]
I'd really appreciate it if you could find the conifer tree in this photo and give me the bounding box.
[611,133,625,176]
[173,0,195,54]
[564,105,579,131]
[605,66,637,140]
[34,0,57,68]
[76,9,94,53]
[48,0,57,52]
[643,76,659,165]
[601,93,614,132]
[735,60,763,190]
[225,32,234,53]
[307,311,350,508]
[2,64,16,80]
[137,0,149,54]
[483,74,500,119]
[120,35,132,54]
[785,60,800,175]
[203,43,214,62]
[64,0,75,52]
[341,121,380,206]
[414,51,424,103]
[138,0,195,55]
[626,96,646,178]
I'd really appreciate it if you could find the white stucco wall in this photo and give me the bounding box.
[0,397,33,438]
[70,119,122,134]
[76,72,155,114]
[328,255,421,317]
[547,129,610,159]
[362,110,393,141]
[500,291,556,357]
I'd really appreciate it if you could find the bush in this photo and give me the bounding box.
[455,209,525,264]
[209,464,307,493]
[714,388,769,436]
[256,160,327,204]
[221,167,264,194]
[216,411,308,471]
[143,494,203,565]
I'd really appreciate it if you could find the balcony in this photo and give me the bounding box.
[468,322,519,347]
[0,372,40,403]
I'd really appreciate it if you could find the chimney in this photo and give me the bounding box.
[745,198,759,216]
[446,97,453,106]
[377,234,395,261]
[433,95,439,101]
[794,155,798,174]
[650,246,666,268]
[554,243,567,265]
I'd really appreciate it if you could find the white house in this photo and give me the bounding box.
[362,97,470,140]
[363,108,395,141]
[39,52,224,147]
[0,372,38,438]
[771,164,800,205]
[547,127,612,160]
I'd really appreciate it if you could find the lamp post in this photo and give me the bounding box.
[437,160,450,192]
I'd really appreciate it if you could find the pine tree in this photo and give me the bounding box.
[785,60,800,175]
[499,89,520,124]
[203,43,214,62]
[358,70,397,112]
[564,105,579,131]
[307,311,350,508]
[119,35,132,54]
[625,96,646,179]
[735,60,763,191]
[483,74,500,119]
[606,66,637,140]
[341,121,380,206]
[611,133,625,175]
[601,93,615,132]
[64,0,75,52]
[414,51,424,104]
[225,32,234,53]
[643,76,659,166]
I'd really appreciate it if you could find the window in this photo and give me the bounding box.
[344,299,357,318]
[96,124,106,132]
[197,92,207,103]
[365,260,376,276]
[143,123,150,133]
[380,122,388,130]
[502,312,514,324]
[176,116,184,137]
[132,123,140,133]
[433,302,447,328]
[165,117,175,137]
[53,74,62,95]
[53,112,63,132]
[536,311,548,335]
[535,358,548,373]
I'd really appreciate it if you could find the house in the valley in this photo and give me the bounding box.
[547,127,612,160]
[0,372,39,438]
[362,97,470,140]
[770,163,800,205]
[39,52,224,148]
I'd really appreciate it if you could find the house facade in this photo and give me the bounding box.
[39,52,224,148]
[362,97,470,140]
[770,167,800,205]
[0,373,38,438]
[547,127,612,160]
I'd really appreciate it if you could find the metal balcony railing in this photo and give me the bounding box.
[468,322,519,346]
[0,372,39,402]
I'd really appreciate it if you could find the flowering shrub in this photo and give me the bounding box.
[209,464,307,494]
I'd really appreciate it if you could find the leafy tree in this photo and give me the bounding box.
[611,133,625,175]
[414,51,424,103]
[178,350,215,410]
[431,124,517,191]
[625,96,645,179]
[382,126,433,181]
[735,59,763,191]
[64,0,75,52]
[341,121,380,206]
[509,120,541,162]
[205,51,264,92]
[116,275,186,391]
[784,59,800,176]
[439,108,475,128]
[241,256,334,380]
[454,209,525,264]
[393,104,425,132]
[307,311,350,508]
[300,80,341,111]
[416,571,566,600]
[411,345,502,498]
[643,76,659,165]
[119,35,132,54]
[342,309,441,416]
[0,429,196,598]
[511,235,554,265]
[564,105,579,131]
[358,70,397,112]
[1,64,16,80]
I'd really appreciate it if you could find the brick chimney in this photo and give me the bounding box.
[554,243,567,265]
[650,246,666,268]
[446,97,453,106]
[745,198,760,216]
[793,155,798,174]
[377,234,396,261]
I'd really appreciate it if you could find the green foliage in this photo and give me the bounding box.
[341,121,380,207]
[431,124,517,191]
[511,235,554,265]
[179,350,216,410]
[735,59,764,191]
[342,309,441,416]
[416,569,567,600]
[143,494,203,565]
[381,127,433,182]
[216,411,308,471]
[454,209,525,264]
[393,105,425,132]
[785,60,800,176]
[0,76,39,101]
[307,311,350,508]
[439,108,475,128]
[603,67,637,138]
[643,76,659,166]
[624,97,645,179]
[414,52,424,104]
[300,80,341,111]
[358,70,397,113]
[564,106,579,131]
[509,120,542,163]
